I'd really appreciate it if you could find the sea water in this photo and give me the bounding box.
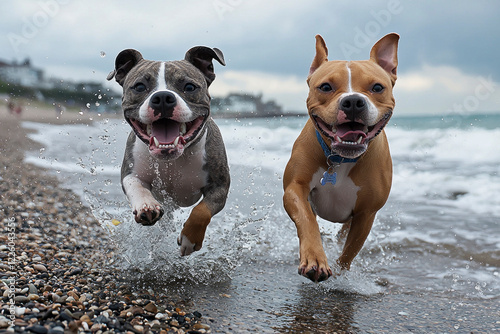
[24,113,500,302]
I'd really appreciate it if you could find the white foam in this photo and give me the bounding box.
[219,122,299,173]
[386,126,500,164]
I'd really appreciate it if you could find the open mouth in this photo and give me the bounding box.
[312,111,392,157]
[127,115,206,156]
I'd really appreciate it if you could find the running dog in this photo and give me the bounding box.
[283,33,399,282]
[107,46,230,256]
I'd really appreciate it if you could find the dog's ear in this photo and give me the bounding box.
[309,35,328,76]
[107,49,143,86]
[370,33,399,84]
[184,46,225,87]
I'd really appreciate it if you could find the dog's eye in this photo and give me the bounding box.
[318,83,333,92]
[133,83,147,92]
[372,83,384,93]
[184,83,197,92]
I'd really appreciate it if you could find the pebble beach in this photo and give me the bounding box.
[0,104,212,334]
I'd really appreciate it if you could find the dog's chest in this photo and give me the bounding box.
[131,133,208,206]
[308,164,360,223]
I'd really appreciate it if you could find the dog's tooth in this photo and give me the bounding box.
[180,123,187,135]
[357,136,363,144]
[153,137,159,147]
[147,125,152,136]
[174,136,180,146]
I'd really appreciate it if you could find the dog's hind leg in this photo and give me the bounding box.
[336,220,351,243]
[178,201,212,256]
[177,123,230,256]
[336,212,375,270]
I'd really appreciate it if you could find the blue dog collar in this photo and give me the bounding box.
[315,130,359,164]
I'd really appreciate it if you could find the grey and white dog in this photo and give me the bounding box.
[107,46,230,256]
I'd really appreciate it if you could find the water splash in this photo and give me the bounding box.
[84,189,265,285]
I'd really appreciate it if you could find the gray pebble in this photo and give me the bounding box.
[47,326,64,334]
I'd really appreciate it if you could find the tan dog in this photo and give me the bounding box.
[283,33,399,282]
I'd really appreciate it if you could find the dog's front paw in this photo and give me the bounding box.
[133,202,164,226]
[298,250,333,283]
[177,234,199,256]
[298,262,332,283]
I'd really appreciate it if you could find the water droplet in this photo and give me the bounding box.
[86,103,91,108]
[100,51,106,58]
[98,94,102,99]
[95,102,100,107]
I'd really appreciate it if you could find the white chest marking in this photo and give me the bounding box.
[128,133,208,207]
[308,163,359,223]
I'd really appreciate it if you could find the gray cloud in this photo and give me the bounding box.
[1,0,499,113]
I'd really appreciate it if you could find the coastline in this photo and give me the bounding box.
[0,105,212,333]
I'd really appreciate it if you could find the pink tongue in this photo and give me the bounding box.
[335,123,367,142]
[338,130,367,142]
[152,119,180,143]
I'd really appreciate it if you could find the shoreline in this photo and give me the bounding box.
[0,105,213,333]
[0,100,118,125]
[2,103,499,333]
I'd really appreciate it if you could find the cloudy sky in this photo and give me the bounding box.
[1,0,499,115]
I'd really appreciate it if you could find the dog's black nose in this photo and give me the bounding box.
[149,91,177,117]
[340,95,367,121]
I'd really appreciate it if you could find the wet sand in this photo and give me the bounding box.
[186,263,500,333]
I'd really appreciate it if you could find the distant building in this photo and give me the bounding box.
[211,92,283,118]
[0,58,44,87]
[0,57,120,111]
